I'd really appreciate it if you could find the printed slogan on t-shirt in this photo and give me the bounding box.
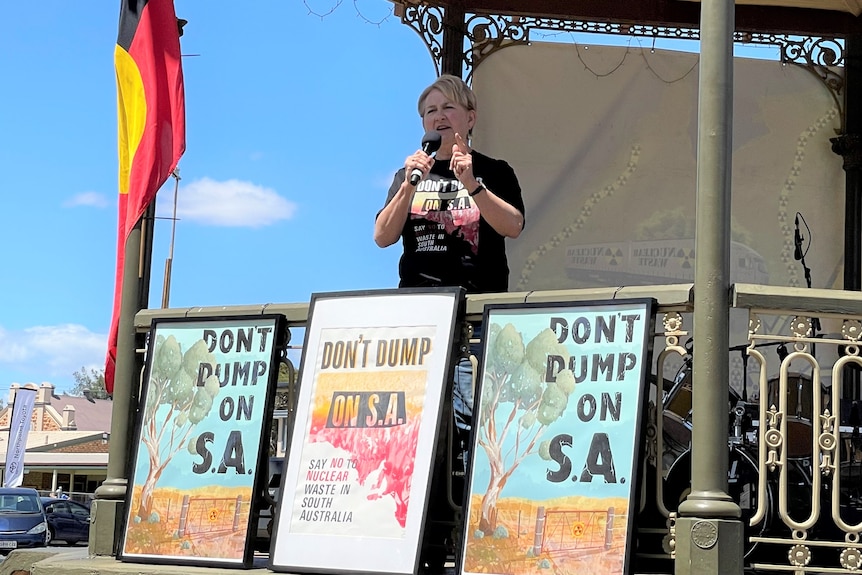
[410,178,480,254]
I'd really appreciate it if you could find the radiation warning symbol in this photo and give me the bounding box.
[572,521,586,538]
[208,508,220,523]
[680,248,695,269]
[606,248,623,266]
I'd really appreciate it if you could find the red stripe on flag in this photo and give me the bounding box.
[107,0,185,394]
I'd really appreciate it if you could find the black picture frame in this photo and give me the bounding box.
[118,314,286,568]
[458,298,656,575]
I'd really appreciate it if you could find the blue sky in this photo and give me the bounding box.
[0,2,784,397]
[0,1,438,395]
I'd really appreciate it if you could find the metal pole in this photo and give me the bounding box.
[833,35,862,437]
[675,0,743,572]
[842,35,862,292]
[440,1,465,77]
[89,204,153,556]
[161,168,181,309]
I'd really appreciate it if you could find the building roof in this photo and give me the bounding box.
[49,394,112,432]
[0,383,113,470]
[0,383,112,433]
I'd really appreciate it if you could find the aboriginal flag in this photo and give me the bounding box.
[106,0,185,394]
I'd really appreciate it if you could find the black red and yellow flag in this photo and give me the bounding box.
[106,0,185,393]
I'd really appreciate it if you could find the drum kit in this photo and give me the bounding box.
[655,367,848,559]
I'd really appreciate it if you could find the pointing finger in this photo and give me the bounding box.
[454,132,468,152]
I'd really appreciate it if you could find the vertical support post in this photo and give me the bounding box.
[832,35,862,411]
[440,0,466,77]
[676,0,743,573]
[89,204,154,556]
[840,35,862,292]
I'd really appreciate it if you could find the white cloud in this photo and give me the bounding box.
[165,177,297,228]
[0,327,31,363]
[64,191,110,208]
[0,324,106,383]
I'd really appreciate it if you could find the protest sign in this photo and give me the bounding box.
[460,299,655,575]
[119,315,284,568]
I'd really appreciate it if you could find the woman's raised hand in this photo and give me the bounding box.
[450,132,474,185]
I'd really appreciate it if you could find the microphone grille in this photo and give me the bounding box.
[422,130,442,154]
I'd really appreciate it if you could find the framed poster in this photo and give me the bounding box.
[269,288,465,575]
[459,299,656,575]
[119,314,286,568]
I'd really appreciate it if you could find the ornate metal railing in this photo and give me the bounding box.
[135,282,862,571]
[638,283,862,574]
[731,284,862,573]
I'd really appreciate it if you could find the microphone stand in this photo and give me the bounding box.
[795,212,821,334]
[793,213,829,437]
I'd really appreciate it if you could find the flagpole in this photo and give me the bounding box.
[161,167,181,308]
[91,204,155,556]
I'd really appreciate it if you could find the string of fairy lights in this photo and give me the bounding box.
[302,0,392,26]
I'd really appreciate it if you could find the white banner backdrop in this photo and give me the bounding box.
[471,42,845,294]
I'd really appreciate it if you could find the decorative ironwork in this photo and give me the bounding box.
[664,512,677,558]
[788,543,812,567]
[398,4,846,91]
[841,545,862,570]
[762,407,783,473]
[818,410,837,476]
[745,311,862,573]
[650,312,689,519]
[844,318,862,342]
[831,133,862,171]
[645,402,658,467]
[399,5,847,135]
[782,37,846,134]
[461,16,811,82]
[400,4,445,76]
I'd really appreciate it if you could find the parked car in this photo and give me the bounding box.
[40,497,90,545]
[0,487,48,552]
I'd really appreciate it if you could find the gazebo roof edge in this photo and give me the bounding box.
[403,0,861,37]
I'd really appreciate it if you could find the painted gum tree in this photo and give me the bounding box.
[137,335,220,520]
[476,323,575,534]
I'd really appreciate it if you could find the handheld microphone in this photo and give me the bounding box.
[794,214,804,261]
[409,131,442,186]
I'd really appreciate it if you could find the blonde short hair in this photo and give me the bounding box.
[417,74,477,116]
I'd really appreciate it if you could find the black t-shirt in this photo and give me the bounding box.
[381,150,525,293]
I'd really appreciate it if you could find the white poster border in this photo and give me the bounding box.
[270,287,465,575]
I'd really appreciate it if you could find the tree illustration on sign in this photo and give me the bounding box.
[137,334,221,520]
[476,323,575,534]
